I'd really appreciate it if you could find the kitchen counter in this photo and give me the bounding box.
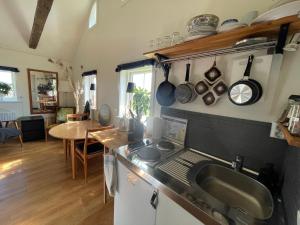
[91,128,130,150]
[116,143,285,225]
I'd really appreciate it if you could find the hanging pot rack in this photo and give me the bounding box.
[155,40,277,64]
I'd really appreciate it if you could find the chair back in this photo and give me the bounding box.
[83,126,113,156]
[67,113,89,122]
[56,107,75,123]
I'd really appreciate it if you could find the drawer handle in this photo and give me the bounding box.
[150,191,158,209]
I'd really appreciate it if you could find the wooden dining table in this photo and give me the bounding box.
[49,120,104,179]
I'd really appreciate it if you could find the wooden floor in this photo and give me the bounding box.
[0,138,113,225]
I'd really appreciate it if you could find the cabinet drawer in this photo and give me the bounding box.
[21,121,44,131]
[22,130,45,142]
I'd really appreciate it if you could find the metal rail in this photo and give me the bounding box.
[159,40,277,64]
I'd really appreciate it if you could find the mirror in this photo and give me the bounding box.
[27,69,59,114]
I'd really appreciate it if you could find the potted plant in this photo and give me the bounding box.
[0,82,11,100]
[37,81,54,95]
[131,87,150,140]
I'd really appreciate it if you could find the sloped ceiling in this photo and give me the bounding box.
[0,0,93,61]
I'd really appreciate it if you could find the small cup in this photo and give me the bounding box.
[162,36,171,48]
[171,32,181,45]
[241,11,258,24]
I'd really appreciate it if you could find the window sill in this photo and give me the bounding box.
[0,101,21,103]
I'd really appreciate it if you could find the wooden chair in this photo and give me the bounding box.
[14,121,23,148]
[44,107,75,142]
[0,121,23,149]
[66,113,89,122]
[74,126,113,183]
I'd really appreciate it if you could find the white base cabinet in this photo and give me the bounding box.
[156,191,205,225]
[114,160,205,225]
[114,161,156,225]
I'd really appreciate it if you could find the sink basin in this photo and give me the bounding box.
[188,161,274,224]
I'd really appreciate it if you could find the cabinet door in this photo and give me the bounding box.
[156,192,205,225]
[114,161,156,225]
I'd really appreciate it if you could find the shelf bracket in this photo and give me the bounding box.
[276,23,290,54]
[155,53,171,74]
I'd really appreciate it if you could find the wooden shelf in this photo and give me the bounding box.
[144,15,300,59]
[278,123,300,147]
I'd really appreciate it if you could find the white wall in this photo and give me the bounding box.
[72,0,300,123]
[0,47,74,118]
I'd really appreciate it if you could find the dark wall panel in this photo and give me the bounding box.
[161,107,287,172]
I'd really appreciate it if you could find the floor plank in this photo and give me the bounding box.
[0,139,113,225]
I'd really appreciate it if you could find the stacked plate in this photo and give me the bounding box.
[186,14,219,41]
[217,19,248,33]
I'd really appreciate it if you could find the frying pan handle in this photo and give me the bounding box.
[164,64,171,81]
[185,63,191,82]
[244,55,254,78]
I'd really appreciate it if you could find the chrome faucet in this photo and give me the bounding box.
[232,155,244,172]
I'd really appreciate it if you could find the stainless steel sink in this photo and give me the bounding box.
[188,161,274,224]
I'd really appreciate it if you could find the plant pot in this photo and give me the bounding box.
[133,120,144,141]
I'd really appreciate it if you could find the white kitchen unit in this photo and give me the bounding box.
[114,160,206,225]
[156,191,205,225]
[114,161,157,225]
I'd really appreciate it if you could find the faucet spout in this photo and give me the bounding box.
[232,155,244,172]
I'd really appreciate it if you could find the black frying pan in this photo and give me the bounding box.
[175,63,197,104]
[228,55,262,106]
[156,64,176,106]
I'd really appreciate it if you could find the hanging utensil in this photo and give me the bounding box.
[156,64,176,106]
[175,63,197,104]
[228,55,263,106]
[204,57,222,84]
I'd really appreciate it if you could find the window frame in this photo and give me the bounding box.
[118,66,155,119]
[88,1,97,29]
[0,70,17,102]
[82,74,97,110]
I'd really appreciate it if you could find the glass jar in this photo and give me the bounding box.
[162,36,171,48]
[171,32,180,45]
[156,38,162,49]
[149,40,155,49]
[288,103,300,136]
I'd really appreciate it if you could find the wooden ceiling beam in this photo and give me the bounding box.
[29,0,54,49]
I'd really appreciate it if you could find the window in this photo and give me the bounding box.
[88,1,97,29]
[119,66,154,121]
[0,70,17,101]
[83,74,97,109]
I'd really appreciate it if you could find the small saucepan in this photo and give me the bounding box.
[228,55,262,106]
[175,63,197,104]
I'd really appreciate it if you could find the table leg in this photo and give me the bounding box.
[70,140,76,179]
[63,139,67,160]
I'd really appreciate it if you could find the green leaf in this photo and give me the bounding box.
[0,82,12,95]
[132,87,150,119]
